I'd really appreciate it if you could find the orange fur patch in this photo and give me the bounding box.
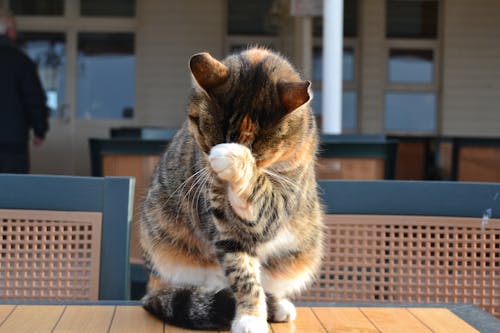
[282,134,316,167]
[256,134,315,169]
[257,110,316,169]
[246,50,298,82]
[265,251,315,280]
[238,115,257,146]
[256,143,285,168]
[147,274,169,291]
[153,240,218,269]
[245,48,271,65]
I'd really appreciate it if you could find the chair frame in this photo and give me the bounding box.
[310,180,500,317]
[0,174,134,300]
[319,180,500,217]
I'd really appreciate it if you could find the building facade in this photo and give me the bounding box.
[1,0,499,175]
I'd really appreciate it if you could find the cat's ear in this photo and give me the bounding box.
[277,80,311,113]
[189,52,230,91]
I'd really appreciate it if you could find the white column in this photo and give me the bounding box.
[322,0,343,134]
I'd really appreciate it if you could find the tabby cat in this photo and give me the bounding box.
[140,47,323,333]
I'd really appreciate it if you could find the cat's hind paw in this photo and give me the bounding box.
[272,299,296,322]
[232,315,269,333]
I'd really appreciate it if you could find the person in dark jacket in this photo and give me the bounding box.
[0,9,49,173]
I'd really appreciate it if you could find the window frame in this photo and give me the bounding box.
[383,0,441,135]
[385,39,439,92]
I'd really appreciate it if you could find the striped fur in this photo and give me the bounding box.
[140,47,324,332]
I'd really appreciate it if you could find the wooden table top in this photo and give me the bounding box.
[0,304,488,333]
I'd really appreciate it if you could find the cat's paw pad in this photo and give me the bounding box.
[273,299,296,322]
[209,143,253,183]
[209,148,233,176]
[232,315,268,333]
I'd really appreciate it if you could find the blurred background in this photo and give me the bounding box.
[1,0,498,180]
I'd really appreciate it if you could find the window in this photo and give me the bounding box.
[227,0,279,52]
[6,0,137,175]
[17,32,66,117]
[80,0,136,17]
[342,47,355,82]
[384,0,439,134]
[10,0,64,16]
[313,0,358,37]
[386,0,438,39]
[11,1,137,121]
[385,93,436,132]
[228,0,278,36]
[77,33,135,119]
[389,49,433,83]
[342,91,357,130]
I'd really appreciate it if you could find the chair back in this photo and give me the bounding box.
[0,174,134,301]
[297,180,500,318]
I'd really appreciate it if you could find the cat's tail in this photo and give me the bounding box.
[142,287,236,330]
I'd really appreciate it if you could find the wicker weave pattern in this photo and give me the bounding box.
[0,209,102,300]
[298,215,500,317]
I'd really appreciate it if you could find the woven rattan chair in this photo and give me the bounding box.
[297,180,500,318]
[0,174,134,301]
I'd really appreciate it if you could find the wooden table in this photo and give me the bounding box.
[0,302,497,333]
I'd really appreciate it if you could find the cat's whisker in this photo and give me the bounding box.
[203,172,215,212]
[263,168,309,208]
[173,171,200,220]
[192,168,211,222]
[162,168,208,211]
[177,171,204,219]
[180,167,210,222]
[262,169,300,193]
[199,169,213,219]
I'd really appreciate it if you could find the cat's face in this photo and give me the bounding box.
[187,48,313,168]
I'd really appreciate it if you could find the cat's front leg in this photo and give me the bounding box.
[217,250,268,333]
[209,143,257,220]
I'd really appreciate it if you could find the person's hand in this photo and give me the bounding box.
[33,136,44,147]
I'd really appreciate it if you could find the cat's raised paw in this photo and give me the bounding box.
[272,299,296,322]
[232,315,269,333]
[209,143,253,183]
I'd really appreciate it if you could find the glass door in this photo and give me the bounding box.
[9,0,136,175]
[72,30,135,175]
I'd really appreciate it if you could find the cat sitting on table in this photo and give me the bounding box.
[140,47,324,333]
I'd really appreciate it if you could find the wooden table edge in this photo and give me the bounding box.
[0,301,497,332]
[295,302,500,333]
